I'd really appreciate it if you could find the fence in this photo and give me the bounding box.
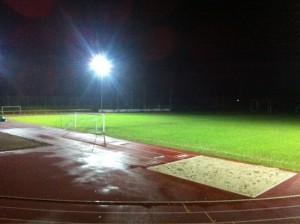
[1,95,299,113]
[0,95,171,111]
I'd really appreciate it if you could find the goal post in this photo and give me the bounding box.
[1,106,22,115]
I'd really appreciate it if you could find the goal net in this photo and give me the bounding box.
[64,112,105,134]
[63,112,106,146]
[1,106,22,115]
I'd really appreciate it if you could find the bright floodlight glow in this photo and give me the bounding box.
[89,53,113,77]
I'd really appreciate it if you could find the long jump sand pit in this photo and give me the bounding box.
[0,132,47,152]
[149,155,296,198]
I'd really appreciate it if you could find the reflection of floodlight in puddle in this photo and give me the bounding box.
[89,53,113,77]
[83,152,125,169]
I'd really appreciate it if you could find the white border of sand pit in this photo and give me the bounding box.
[149,156,296,198]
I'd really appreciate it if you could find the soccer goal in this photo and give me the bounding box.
[63,112,106,146]
[1,106,22,115]
[64,112,105,133]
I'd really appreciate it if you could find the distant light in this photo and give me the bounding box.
[236,99,240,102]
[89,53,113,77]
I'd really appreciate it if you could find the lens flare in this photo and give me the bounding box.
[89,53,113,77]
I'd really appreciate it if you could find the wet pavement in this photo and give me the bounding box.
[1,120,300,223]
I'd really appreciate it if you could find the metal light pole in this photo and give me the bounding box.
[100,77,103,110]
[89,53,113,111]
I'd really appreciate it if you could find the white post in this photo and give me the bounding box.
[103,114,105,133]
[74,112,77,129]
[96,115,98,132]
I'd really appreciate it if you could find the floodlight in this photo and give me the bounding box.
[88,52,113,111]
[89,53,113,77]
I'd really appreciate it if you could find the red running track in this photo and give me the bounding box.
[0,121,300,223]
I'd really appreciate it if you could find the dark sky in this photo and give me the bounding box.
[1,0,300,102]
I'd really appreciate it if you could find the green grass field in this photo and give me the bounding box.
[8,112,300,171]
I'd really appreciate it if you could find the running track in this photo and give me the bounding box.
[0,121,300,223]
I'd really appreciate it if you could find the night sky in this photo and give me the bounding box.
[1,0,300,106]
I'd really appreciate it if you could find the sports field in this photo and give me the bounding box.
[8,112,300,171]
